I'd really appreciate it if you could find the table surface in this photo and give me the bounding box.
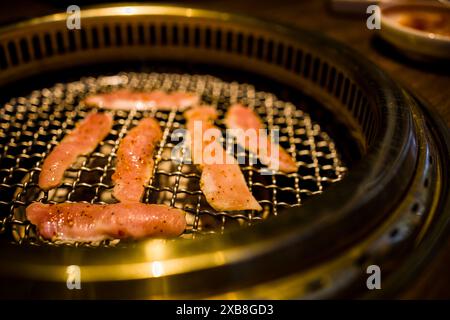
[1,0,449,298]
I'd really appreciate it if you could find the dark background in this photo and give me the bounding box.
[0,0,449,298]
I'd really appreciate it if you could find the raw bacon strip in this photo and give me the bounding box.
[184,106,262,212]
[112,118,163,203]
[170,91,201,109]
[27,202,186,241]
[84,89,199,111]
[39,112,113,190]
[224,104,298,173]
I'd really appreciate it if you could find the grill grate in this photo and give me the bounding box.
[0,72,347,246]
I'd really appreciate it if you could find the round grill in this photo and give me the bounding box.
[1,72,346,245]
[0,4,448,299]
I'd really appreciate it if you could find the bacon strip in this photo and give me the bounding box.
[27,202,186,241]
[84,89,199,111]
[112,118,163,203]
[224,104,298,173]
[39,112,113,191]
[184,106,262,212]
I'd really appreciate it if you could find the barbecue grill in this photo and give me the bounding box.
[0,4,449,299]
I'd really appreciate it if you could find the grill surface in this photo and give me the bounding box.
[0,72,347,245]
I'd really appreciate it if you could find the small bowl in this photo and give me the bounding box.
[380,1,450,60]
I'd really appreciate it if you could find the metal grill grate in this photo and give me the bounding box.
[0,72,347,246]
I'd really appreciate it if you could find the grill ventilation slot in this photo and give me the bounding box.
[0,21,377,145]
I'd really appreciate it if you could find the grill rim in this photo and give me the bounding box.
[0,4,448,298]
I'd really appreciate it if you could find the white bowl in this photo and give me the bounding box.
[380,1,450,60]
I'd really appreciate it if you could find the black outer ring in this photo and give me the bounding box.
[365,93,450,299]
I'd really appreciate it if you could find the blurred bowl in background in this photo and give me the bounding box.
[380,1,450,60]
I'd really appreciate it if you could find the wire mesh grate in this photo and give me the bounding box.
[0,72,347,246]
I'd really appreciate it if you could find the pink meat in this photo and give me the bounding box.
[27,202,186,241]
[112,118,162,203]
[39,112,113,190]
[225,104,298,173]
[184,106,262,212]
[84,89,199,111]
